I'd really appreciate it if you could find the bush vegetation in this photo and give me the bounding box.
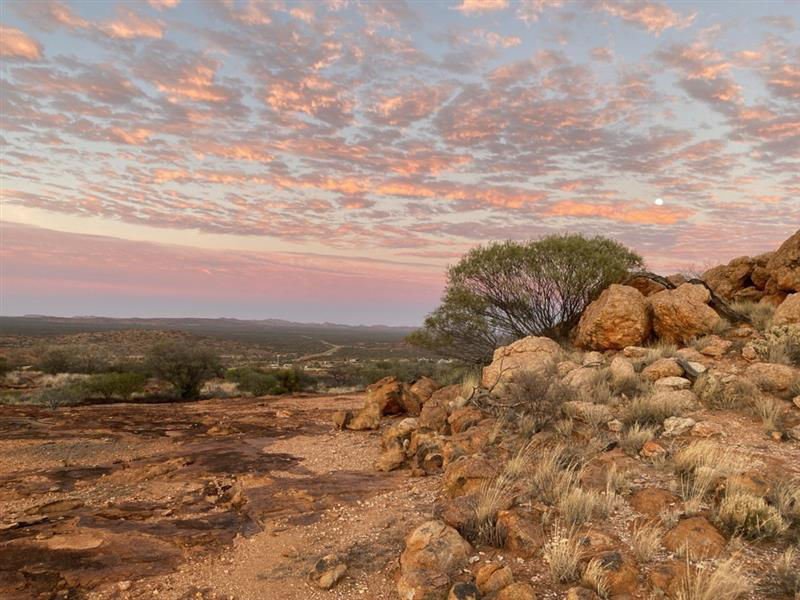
[85,372,146,401]
[408,233,643,363]
[226,366,315,396]
[145,342,222,400]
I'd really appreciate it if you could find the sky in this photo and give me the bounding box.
[1,0,798,325]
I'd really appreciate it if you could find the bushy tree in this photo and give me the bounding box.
[409,234,643,363]
[146,342,222,400]
[36,346,109,374]
[226,366,316,396]
[85,372,146,401]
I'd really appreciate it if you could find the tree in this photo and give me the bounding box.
[146,342,222,400]
[85,372,146,401]
[408,234,643,363]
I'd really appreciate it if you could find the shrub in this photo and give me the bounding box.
[750,324,800,367]
[36,346,110,374]
[503,368,571,433]
[34,383,85,410]
[226,366,315,396]
[773,548,800,597]
[693,374,756,411]
[408,234,644,362]
[716,490,787,539]
[145,342,222,400]
[85,372,146,401]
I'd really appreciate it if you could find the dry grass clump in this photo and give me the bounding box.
[752,396,785,434]
[528,444,580,505]
[673,441,745,513]
[770,477,800,529]
[630,520,663,562]
[611,371,650,399]
[502,441,535,480]
[624,391,685,427]
[773,548,800,598]
[605,463,630,495]
[675,558,750,600]
[543,524,582,583]
[730,300,774,331]
[558,486,601,527]
[554,417,574,437]
[464,474,513,546]
[716,489,788,539]
[635,341,679,371]
[693,374,757,411]
[619,423,656,455]
[581,558,610,598]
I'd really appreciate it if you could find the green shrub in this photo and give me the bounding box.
[226,366,316,396]
[85,372,146,401]
[36,346,110,374]
[408,234,643,363]
[145,342,222,400]
[34,383,85,410]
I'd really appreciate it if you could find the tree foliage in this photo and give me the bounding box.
[408,234,643,363]
[145,342,222,400]
[85,372,146,401]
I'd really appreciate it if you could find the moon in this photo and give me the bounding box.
[654,198,664,206]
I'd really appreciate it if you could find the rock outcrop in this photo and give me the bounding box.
[649,283,721,343]
[773,293,800,326]
[574,284,651,350]
[481,336,561,389]
[397,521,471,600]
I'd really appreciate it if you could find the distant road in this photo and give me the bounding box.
[296,340,342,362]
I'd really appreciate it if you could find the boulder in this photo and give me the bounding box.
[448,407,484,435]
[696,335,732,358]
[397,521,471,600]
[562,367,601,394]
[629,488,679,518]
[575,284,651,350]
[347,402,382,430]
[746,362,799,398]
[583,351,605,366]
[773,293,800,326]
[566,588,601,600]
[691,421,724,438]
[411,377,441,405]
[495,582,536,600]
[448,583,480,600]
[332,410,353,429]
[649,284,721,343]
[642,358,683,382]
[443,455,497,498]
[496,508,545,557]
[375,445,406,472]
[482,336,561,389]
[609,356,636,382]
[662,517,725,558]
[383,418,419,449]
[627,275,667,297]
[702,256,754,301]
[476,563,513,595]
[592,551,640,597]
[766,229,800,292]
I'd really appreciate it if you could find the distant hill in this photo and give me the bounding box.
[0,315,425,361]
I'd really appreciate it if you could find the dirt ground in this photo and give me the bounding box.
[0,394,438,600]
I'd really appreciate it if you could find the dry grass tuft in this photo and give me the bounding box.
[773,548,800,598]
[543,524,582,583]
[581,558,610,598]
[558,486,601,527]
[624,391,685,427]
[730,300,774,331]
[464,474,513,546]
[693,374,756,411]
[752,396,785,434]
[770,477,800,528]
[716,489,787,539]
[619,423,656,455]
[675,558,750,600]
[673,441,745,514]
[528,444,580,505]
[630,520,663,562]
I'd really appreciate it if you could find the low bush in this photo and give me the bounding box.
[503,368,571,434]
[36,346,110,375]
[730,300,774,331]
[619,423,655,455]
[145,342,222,400]
[716,490,787,539]
[85,372,146,401]
[33,383,85,410]
[226,366,316,396]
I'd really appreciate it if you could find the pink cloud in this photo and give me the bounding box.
[517,0,564,24]
[453,0,509,15]
[0,26,43,61]
[596,0,696,35]
[99,9,163,39]
[147,0,181,9]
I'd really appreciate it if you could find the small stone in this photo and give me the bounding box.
[691,421,723,438]
[663,416,696,437]
[117,581,132,592]
[449,582,480,600]
[308,555,347,590]
[654,376,691,391]
[476,563,513,595]
[640,440,666,459]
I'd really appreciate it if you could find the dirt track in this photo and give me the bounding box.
[0,394,438,600]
